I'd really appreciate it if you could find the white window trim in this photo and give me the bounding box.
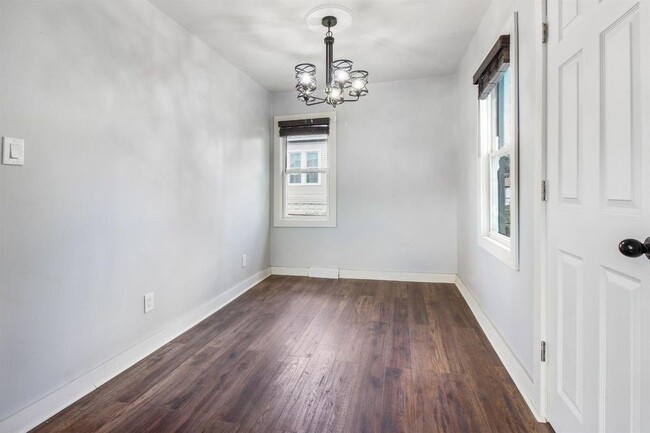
[273,111,336,227]
[477,13,519,270]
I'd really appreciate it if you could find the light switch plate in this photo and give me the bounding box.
[2,137,24,166]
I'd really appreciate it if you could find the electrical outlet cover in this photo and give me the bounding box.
[144,292,154,313]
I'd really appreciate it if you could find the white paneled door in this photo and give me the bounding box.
[547,0,650,432]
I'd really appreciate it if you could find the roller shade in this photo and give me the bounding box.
[473,35,510,100]
[278,117,330,137]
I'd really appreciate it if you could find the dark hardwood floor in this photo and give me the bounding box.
[30,276,554,433]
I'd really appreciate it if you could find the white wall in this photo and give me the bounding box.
[456,0,543,407]
[271,77,457,275]
[0,0,271,422]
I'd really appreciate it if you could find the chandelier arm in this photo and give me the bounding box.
[305,99,327,106]
[307,95,327,102]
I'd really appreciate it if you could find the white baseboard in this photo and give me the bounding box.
[455,275,545,422]
[271,266,310,277]
[339,269,456,283]
[271,266,455,283]
[0,268,272,433]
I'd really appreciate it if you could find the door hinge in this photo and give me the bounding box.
[542,22,549,43]
[541,341,547,362]
[541,180,548,201]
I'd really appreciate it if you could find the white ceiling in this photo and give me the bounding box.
[149,0,492,93]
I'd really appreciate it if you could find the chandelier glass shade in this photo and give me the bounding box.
[295,16,369,107]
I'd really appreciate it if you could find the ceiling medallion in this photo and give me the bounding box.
[294,15,369,107]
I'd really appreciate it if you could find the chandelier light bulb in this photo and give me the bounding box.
[330,87,342,98]
[333,69,349,83]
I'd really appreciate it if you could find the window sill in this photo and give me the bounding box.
[478,234,519,270]
[274,217,336,228]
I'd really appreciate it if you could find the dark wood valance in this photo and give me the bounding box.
[473,35,510,100]
[278,117,330,137]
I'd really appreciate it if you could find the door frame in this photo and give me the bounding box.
[533,0,549,421]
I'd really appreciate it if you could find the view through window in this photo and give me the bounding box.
[285,135,328,216]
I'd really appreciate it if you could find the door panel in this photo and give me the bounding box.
[600,268,642,432]
[600,8,641,211]
[547,1,649,432]
[559,0,582,40]
[558,51,583,204]
[556,250,585,419]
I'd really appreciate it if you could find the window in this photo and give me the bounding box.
[273,112,336,227]
[475,14,519,269]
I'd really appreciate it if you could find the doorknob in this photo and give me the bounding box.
[618,237,650,260]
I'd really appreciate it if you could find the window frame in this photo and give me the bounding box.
[273,112,336,227]
[477,13,519,269]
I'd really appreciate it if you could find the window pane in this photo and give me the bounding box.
[306,173,319,184]
[495,67,510,150]
[306,151,319,168]
[490,154,511,237]
[289,152,301,169]
[285,173,328,217]
[289,174,301,184]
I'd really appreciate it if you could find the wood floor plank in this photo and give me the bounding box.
[442,373,494,433]
[218,351,287,423]
[289,295,341,358]
[306,360,355,433]
[29,276,553,433]
[247,313,312,354]
[334,321,364,363]
[406,283,429,325]
[161,406,241,433]
[272,349,338,432]
[310,297,354,354]
[380,367,414,433]
[409,324,451,374]
[94,401,178,433]
[412,371,455,433]
[29,400,128,433]
[346,321,388,433]
[385,298,412,369]
[238,356,311,433]
[172,349,265,418]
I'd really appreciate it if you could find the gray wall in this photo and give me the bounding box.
[271,77,458,274]
[0,0,271,421]
[456,0,540,380]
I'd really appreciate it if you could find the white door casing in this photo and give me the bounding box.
[546,0,649,432]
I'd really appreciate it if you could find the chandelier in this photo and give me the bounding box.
[294,16,369,107]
